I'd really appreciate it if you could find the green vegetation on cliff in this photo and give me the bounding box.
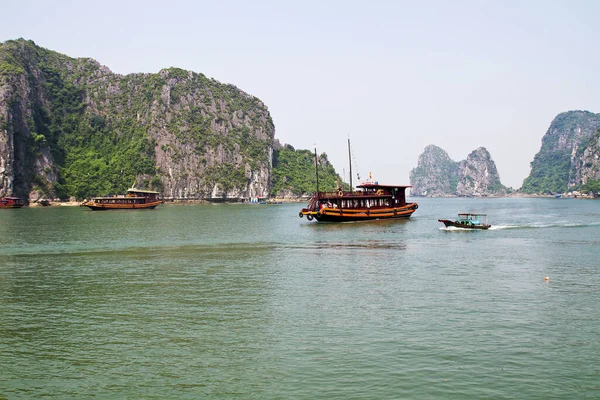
[520,152,571,193]
[271,145,345,196]
[0,40,162,198]
[579,180,600,194]
[521,111,600,194]
[57,116,157,199]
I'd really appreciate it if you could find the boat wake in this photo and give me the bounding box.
[441,222,596,231]
[489,222,594,230]
[439,226,486,231]
[488,225,521,230]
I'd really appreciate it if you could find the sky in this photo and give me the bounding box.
[2,0,599,189]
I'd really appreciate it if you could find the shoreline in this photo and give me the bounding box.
[409,193,597,199]
[28,198,309,207]
[25,193,597,207]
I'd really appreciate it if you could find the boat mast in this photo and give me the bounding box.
[314,147,320,198]
[348,138,353,191]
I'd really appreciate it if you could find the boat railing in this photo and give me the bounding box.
[314,190,389,198]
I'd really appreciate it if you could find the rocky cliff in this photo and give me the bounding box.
[456,147,506,196]
[521,110,600,194]
[0,39,276,201]
[410,145,506,196]
[409,145,458,196]
[575,130,600,191]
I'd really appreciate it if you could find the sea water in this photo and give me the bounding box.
[1,198,599,398]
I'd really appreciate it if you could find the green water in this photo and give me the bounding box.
[1,198,599,398]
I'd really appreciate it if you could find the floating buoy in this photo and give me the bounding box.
[544,277,550,282]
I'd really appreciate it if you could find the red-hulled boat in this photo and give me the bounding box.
[0,196,25,209]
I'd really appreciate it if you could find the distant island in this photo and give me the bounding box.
[521,110,600,196]
[410,145,508,197]
[410,111,600,198]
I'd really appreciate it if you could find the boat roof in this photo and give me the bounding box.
[356,183,411,189]
[458,213,487,216]
[127,188,160,194]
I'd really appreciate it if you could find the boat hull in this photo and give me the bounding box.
[299,182,417,223]
[82,201,162,210]
[438,219,490,230]
[302,203,418,222]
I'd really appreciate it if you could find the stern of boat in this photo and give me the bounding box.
[299,207,319,221]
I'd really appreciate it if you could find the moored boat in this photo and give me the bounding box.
[439,213,490,230]
[81,188,162,210]
[0,196,25,209]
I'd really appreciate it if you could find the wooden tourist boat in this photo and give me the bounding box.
[0,196,25,209]
[81,188,162,210]
[299,139,418,222]
[438,213,491,230]
[299,183,418,222]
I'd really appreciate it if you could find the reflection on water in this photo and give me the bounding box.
[287,241,407,251]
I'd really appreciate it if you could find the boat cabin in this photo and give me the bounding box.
[356,183,409,207]
[125,188,161,201]
[457,213,488,226]
[90,196,153,205]
[90,189,160,205]
[299,183,417,222]
[0,196,25,208]
[308,184,411,211]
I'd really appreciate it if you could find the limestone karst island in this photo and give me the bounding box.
[410,111,600,198]
[0,39,342,205]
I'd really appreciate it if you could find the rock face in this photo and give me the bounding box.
[521,110,600,193]
[575,130,600,188]
[410,145,506,196]
[456,147,506,196]
[0,39,275,201]
[409,145,458,196]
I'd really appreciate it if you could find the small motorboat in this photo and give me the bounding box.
[439,213,491,230]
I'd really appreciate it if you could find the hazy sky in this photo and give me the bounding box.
[2,0,599,188]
